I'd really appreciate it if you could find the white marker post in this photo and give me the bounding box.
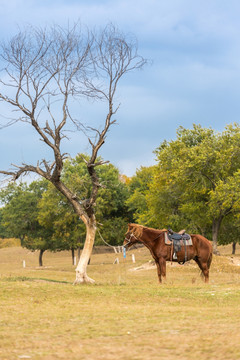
[132,254,136,263]
[23,260,26,268]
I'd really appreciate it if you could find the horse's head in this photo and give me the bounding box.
[123,231,139,249]
[123,223,143,249]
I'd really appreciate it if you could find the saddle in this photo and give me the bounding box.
[167,228,191,242]
[165,228,192,264]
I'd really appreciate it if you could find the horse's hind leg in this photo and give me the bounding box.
[194,257,209,283]
[207,252,212,270]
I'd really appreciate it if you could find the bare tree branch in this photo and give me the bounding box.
[0,22,146,283]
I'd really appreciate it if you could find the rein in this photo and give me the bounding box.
[152,233,162,241]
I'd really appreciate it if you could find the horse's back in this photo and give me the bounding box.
[191,234,213,257]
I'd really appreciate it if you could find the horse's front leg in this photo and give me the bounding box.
[159,256,166,282]
[155,261,162,283]
[156,257,166,284]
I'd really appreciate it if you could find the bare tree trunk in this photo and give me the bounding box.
[53,180,96,283]
[39,249,45,267]
[71,248,75,265]
[20,235,25,247]
[212,218,222,255]
[232,242,236,255]
[74,216,96,284]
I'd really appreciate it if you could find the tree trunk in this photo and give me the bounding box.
[212,218,222,255]
[39,249,45,267]
[232,242,236,255]
[20,235,25,247]
[74,215,96,284]
[77,247,81,261]
[71,248,75,265]
[53,181,97,284]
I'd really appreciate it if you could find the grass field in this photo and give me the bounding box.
[0,244,240,360]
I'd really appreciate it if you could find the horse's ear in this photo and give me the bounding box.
[126,224,132,233]
[133,224,143,237]
[128,223,134,231]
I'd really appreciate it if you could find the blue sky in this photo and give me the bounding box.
[1,0,240,177]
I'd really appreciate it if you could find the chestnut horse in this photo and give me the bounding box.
[123,223,213,283]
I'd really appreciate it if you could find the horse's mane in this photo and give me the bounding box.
[128,223,144,237]
[128,223,166,238]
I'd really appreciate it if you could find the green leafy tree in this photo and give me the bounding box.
[209,169,240,253]
[0,208,8,238]
[0,181,53,265]
[37,182,86,265]
[126,166,155,225]
[218,215,240,254]
[38,155,130,250]
[145,124,240,253]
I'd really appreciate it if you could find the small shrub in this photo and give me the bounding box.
[0,238,21,248]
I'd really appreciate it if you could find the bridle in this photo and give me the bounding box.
[123,232,139,247]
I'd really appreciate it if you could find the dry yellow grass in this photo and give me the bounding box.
[0,244,240,360]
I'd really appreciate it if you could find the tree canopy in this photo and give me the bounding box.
[0,180,54,265]
[38,154,130,247]
[129,124,240,253]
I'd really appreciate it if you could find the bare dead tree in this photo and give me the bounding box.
[0,23,146,284]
